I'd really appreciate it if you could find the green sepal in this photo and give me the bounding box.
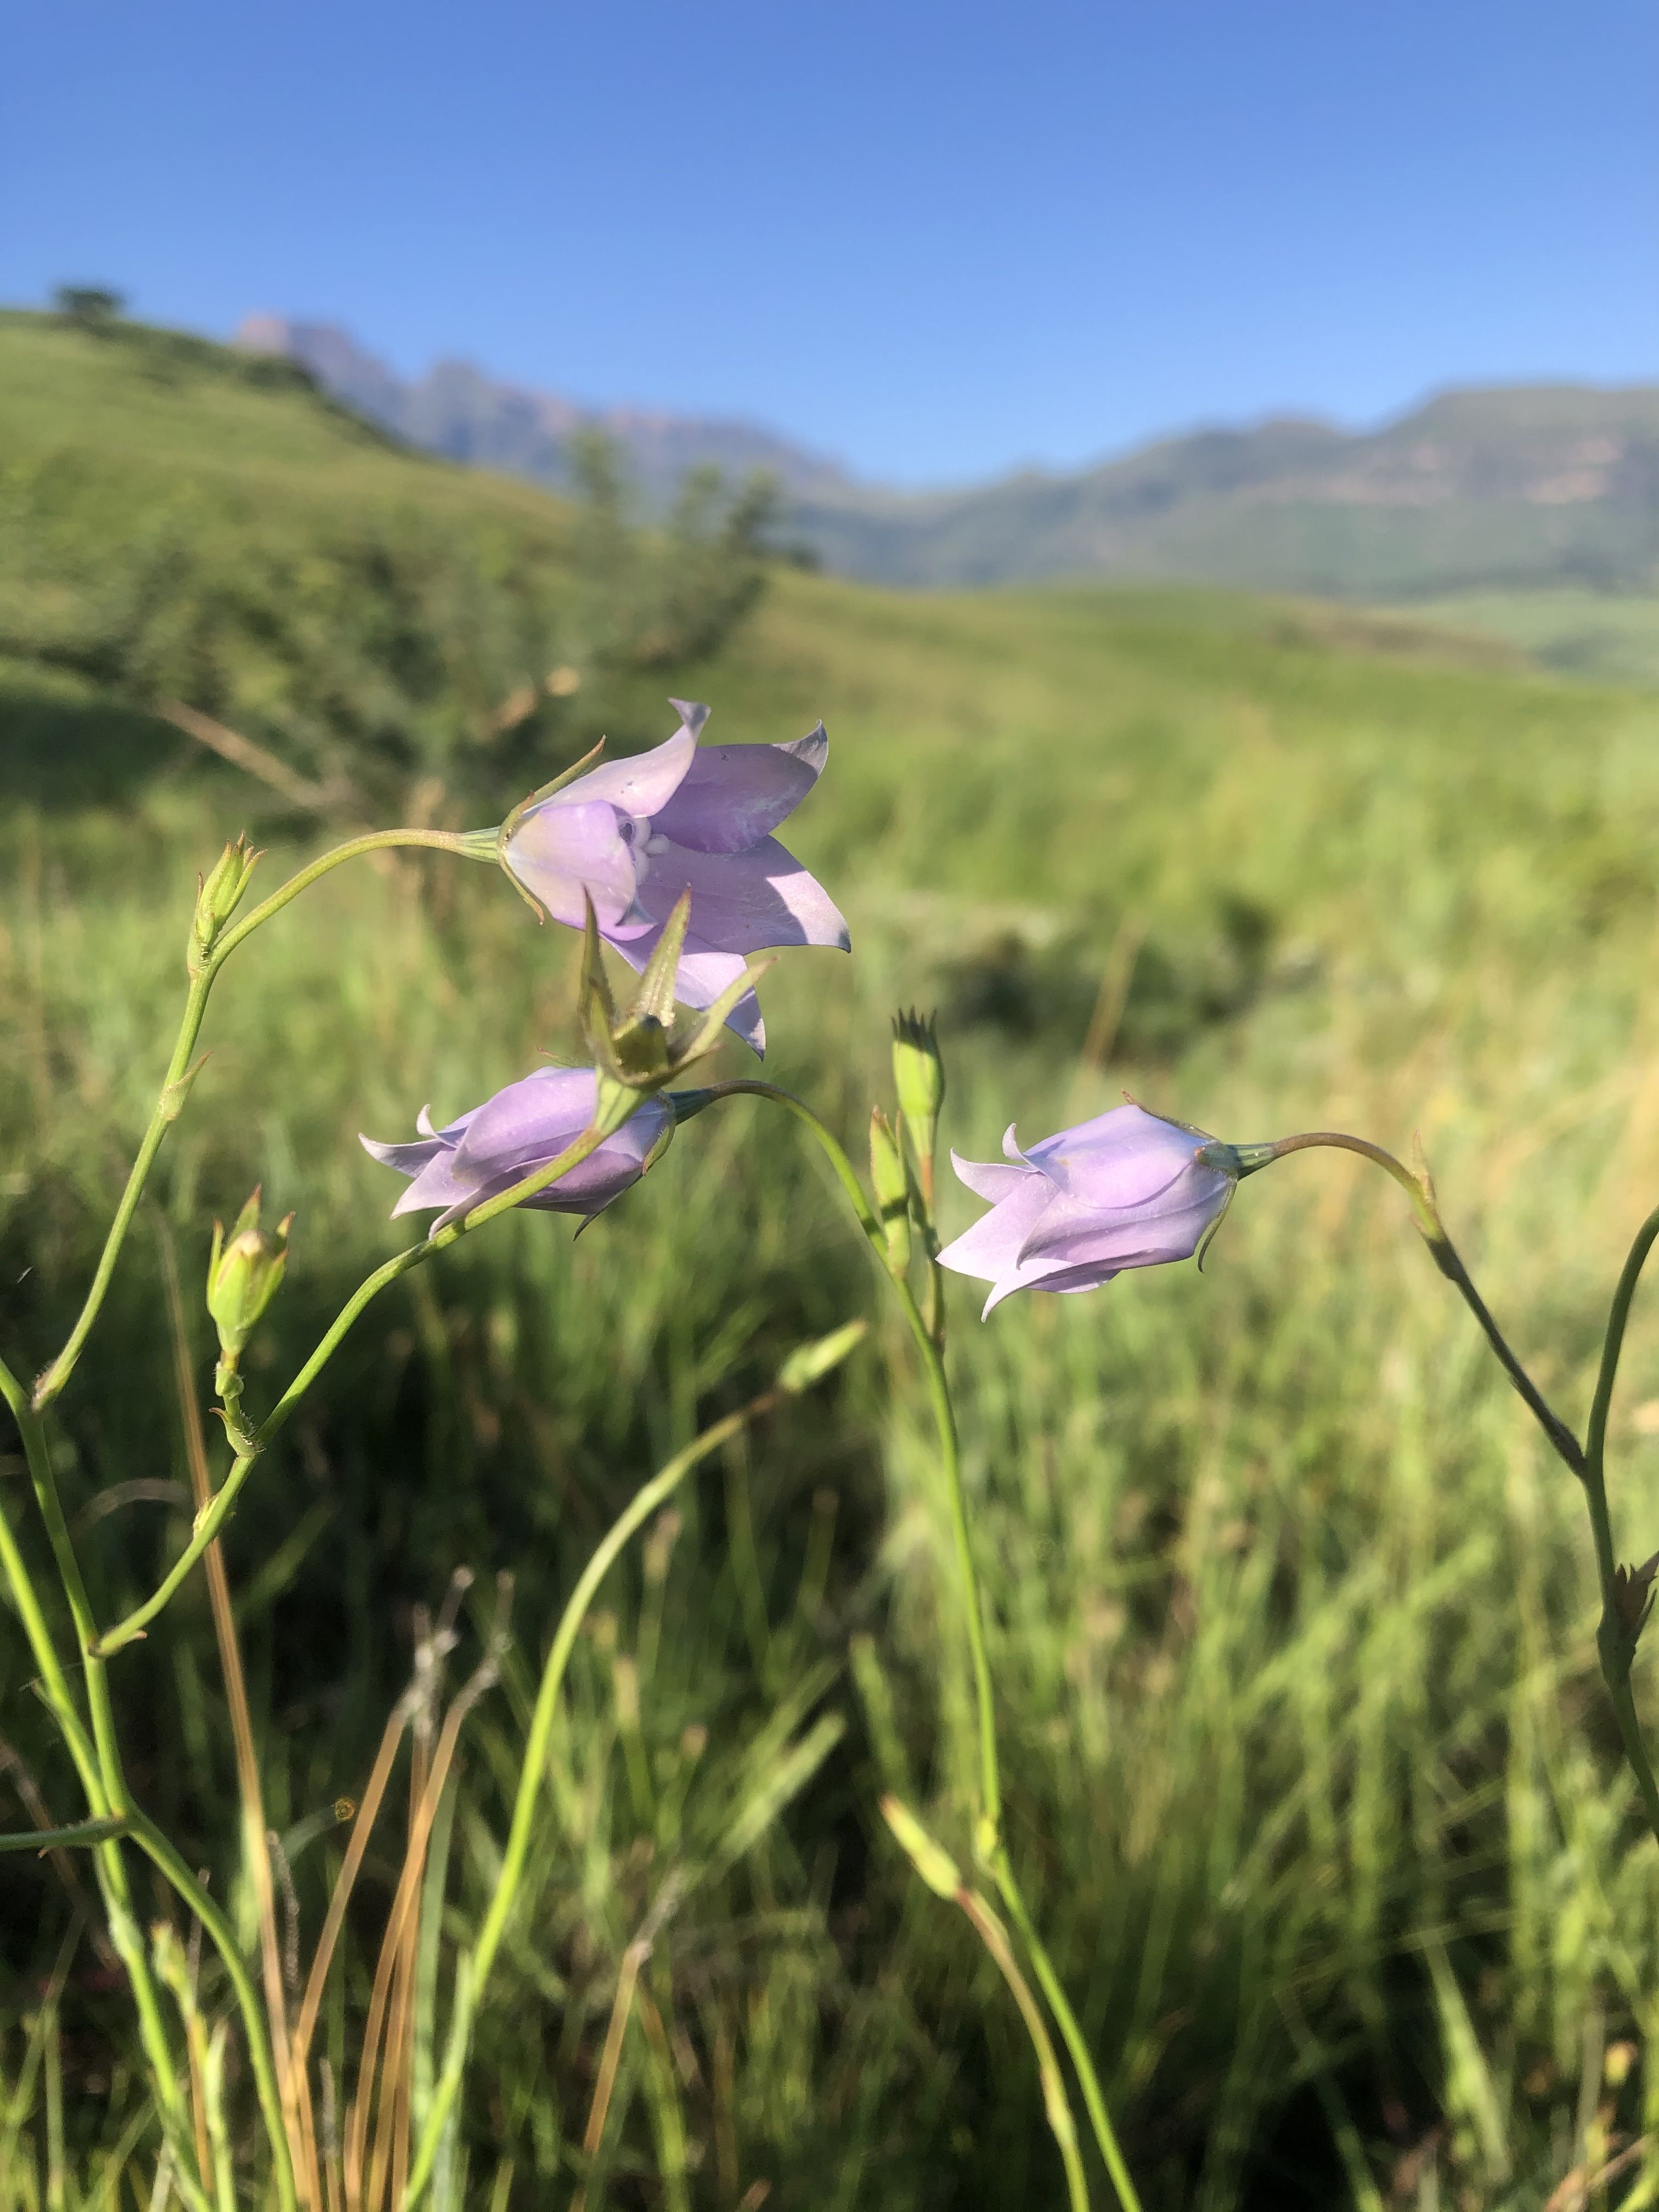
[580,890,771,1115]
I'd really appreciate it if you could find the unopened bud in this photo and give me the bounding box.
[890,1009,944,1165]
[776,1318,867,1396]
[879,1795,961,1900]
[206,1189,291,1366]
[191,836,259,968]
[870,1107,912,1278]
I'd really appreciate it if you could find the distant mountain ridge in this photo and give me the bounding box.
[792,383,1659,597]
[237,317,1659,600]
[234,314,855,505]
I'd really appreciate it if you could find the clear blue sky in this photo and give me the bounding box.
[5,0,1655,486]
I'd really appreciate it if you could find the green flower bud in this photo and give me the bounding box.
[869,1107,912,1279]
[776,1318,867,1396]
[879,1795,962,1900]
[890,1009,945,1166]
[191,834,261,968]
[206,1189,291,1366]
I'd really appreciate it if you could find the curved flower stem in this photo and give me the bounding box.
[208,827,495,968]
[1264,1134,1659,1841]
[402,1376,813,2208]
[126,1807,299,2212]
[988,1852,1143,2212]
[1581,1204,1659,1843]
[92,1122,613,1658]
[1258,1132,1585,1478]
[697,1082,1144,2207]
[31,827,495,1414]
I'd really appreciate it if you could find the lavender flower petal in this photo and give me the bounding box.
[556,722,697,817]
[500,800,642,929]
[944,1103,1239,1316]
[650,726,828,855]
[634,835,850,953]
[360,1068,671,1235]
[935,1169,1053,1288]
[949,1150,1033,1205]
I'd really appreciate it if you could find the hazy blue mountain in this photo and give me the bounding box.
[238,318,1659,600]
[234,314,854,506]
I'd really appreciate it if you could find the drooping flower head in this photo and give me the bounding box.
[500,700,848,1053]
[360,1067,673,1235]
[937,1103,1241,1317]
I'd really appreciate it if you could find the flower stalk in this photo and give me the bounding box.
[31,825,497,1413]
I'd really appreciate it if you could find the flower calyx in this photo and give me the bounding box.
[579,889,771,1137]
[494,740,609,918]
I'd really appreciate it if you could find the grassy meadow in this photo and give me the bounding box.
[8,314,1659,2209]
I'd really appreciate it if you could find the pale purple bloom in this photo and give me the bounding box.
[501,700,848,1053]
[938,1104,1239,1317]
[360,1068,672,1235]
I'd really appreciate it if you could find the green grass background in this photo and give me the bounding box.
[6,314,1659,2209]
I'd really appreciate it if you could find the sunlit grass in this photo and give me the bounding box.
[7,564,1659,2205]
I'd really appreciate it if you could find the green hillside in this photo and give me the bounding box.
[10,317,1659,2207]
[0,308,769,813]
[794,383,1659,600]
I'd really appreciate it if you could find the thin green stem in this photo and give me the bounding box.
[699,1080,1001,1831]
[1584,1205,1659,1485]
[991,1850,1144,2212]
[31,827,493,1413]
[32,963,215,1410]
[403,1387,787,2208]
[1268,1141,1659,1842]
[128,1812,298,2212]
[0,1816,129,1853]
[700,1082,1144,2200]
[1582,1204,1659,1844]
[1260,1131,1584,1477]
[3,1384,286,2202]
[0,1355,201,2198]
[208,828,492,968]
[956,1887,1092,2212]
[94,1121,613,1657]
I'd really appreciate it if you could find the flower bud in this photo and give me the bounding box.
[206,1190,291,1367]
[890,1009,944,1167]
[879,1795,962,1900]
[190,836,260,968]
[776,1318,867,1396]
[869,1107,912,1279]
